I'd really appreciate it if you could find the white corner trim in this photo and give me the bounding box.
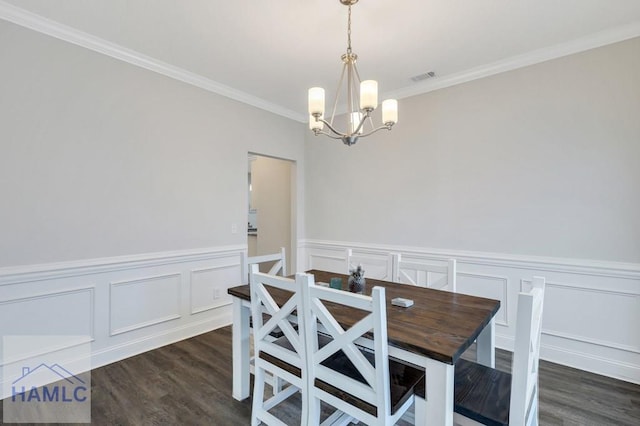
[0,1,306,122]
[384,21,640,101]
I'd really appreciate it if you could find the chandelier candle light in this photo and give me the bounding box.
[308,0,398,146]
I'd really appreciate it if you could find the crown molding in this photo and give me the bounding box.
[0,1,306,122]
[385,21,640,101]
[2,1,638,123]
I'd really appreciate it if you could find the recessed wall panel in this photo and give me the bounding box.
[308,253,345,274]
[543,281,640,353]
[457,272,508,326]
[190,264,238,314]
[110,273,181,336]
[0,288,94,362]
[348,254,390,280]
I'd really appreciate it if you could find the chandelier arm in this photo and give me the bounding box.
[351,109,371,135]
[358,124,394,138]
[314,130,345,140]
[348,58,361,115]
[330,62,349,125]
[347,60,354,118]
[352,60,362,83]
[367,114,375,129]
[317,117,348,138]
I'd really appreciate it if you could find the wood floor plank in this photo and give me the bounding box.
[2,326,639,425]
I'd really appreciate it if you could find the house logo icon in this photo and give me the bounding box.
[3,335,92,423]
[11,363,88,403]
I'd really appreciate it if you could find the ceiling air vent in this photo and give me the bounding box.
[410,71,436,82]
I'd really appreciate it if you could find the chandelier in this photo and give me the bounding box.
[308,0,398,146]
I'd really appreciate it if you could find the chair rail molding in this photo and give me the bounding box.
[298,239,640,385]
[0,245,247,285]
[299,239,640,278]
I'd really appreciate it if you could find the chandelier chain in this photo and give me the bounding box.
[347,5,352,54]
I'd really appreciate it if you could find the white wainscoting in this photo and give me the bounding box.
[299,239,640,384]
[0,246,243,399]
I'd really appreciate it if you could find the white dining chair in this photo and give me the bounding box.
[453,276,546,426]
[249,265,308,426]
[244,247,287,281]
[301,277,426,426]
[391,253,457,292]
[345,248,393,280]
[244,247,288,392]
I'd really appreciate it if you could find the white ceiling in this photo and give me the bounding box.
[2,0,640,122]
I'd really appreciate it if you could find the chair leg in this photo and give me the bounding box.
[531,399,539,426]
[251,366,265,426]
[300,391,308,426]
[272,373,283,394]
[415,396,427,423]
[307,396,321,426]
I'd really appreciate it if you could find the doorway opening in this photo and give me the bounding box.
[247,153,296,275]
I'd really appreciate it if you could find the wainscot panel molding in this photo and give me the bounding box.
[0,246,244,399]
[189,264,238,315]
[299,239,640,384]
[109,273,183,336]
[0,287,95,364]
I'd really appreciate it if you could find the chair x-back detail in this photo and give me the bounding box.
[346,248,393,280]
[249,265,308,426]
[245,247,287,282]
[244,248,288,392]
[392,253,457,292]
[301,279,425,426]
[453,276,546,426]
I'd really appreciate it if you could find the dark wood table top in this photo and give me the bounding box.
[228,269,500,365]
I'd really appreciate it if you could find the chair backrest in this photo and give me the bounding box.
[244,247,287,282]
[301,280,393,425]
[510,276,546,425]
[346,248,393,280]
[391,253,457,292]
[248,264,305,374]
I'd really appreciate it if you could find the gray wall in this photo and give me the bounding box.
[2,17,638,268]
[0,20,305,267]
[304,37,640,263]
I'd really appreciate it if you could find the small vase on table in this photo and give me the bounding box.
[348,265,366,294]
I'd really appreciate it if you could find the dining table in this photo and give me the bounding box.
[227,269,500,426]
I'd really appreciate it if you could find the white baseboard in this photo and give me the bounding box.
[497,333,640,384]
[1,309,232,400]
[90,306,232,371]
[541,341,640,385]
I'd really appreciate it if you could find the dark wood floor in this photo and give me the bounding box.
[2,326,639,425]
